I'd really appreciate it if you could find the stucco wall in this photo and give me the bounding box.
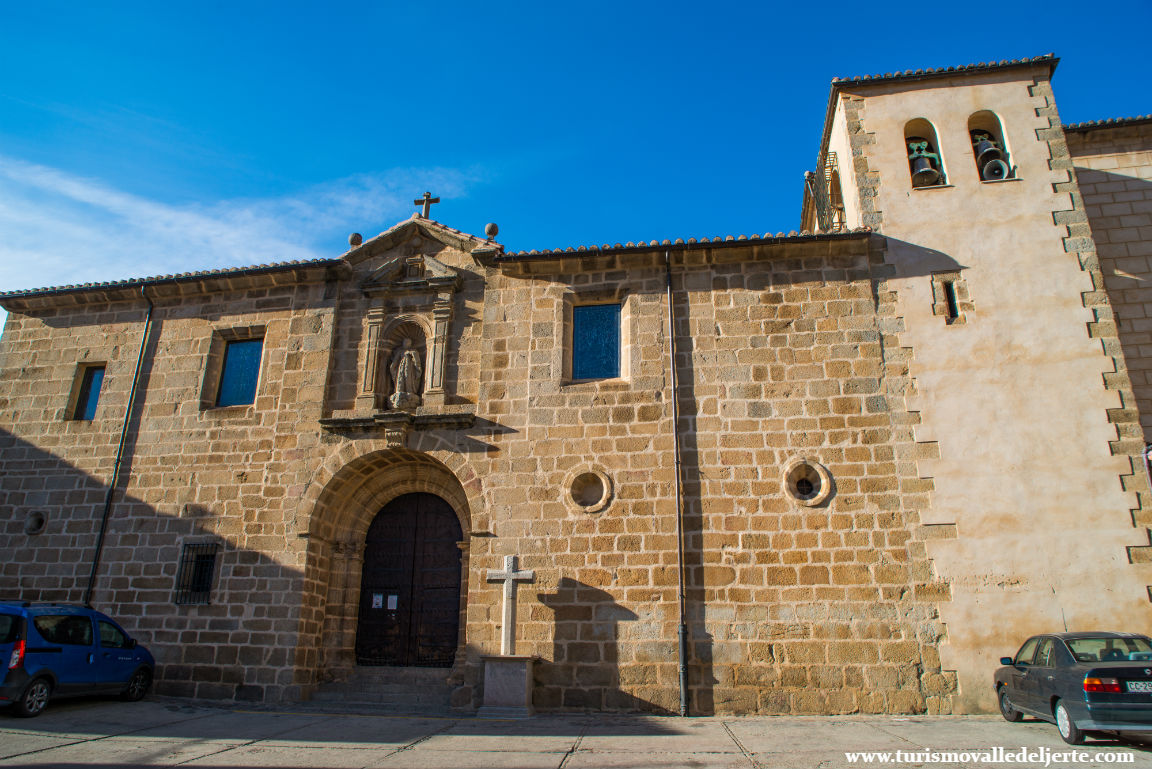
[832,69,1152,713]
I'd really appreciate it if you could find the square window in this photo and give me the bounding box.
[215,338,263,407]
[175,542,219,605]
[572,304,621,380]
[71,365,105,421]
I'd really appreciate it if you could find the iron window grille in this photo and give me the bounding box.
[175,543,219,605]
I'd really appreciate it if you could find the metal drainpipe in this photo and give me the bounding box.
[665,250,689,716]
[83,287,153,607]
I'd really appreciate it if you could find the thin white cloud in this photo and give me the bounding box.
[0,156,478,334]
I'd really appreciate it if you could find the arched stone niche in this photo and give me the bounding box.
[380,319,428,410]
[353,251,460,413]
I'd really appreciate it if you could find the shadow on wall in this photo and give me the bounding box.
[879,239,967,281]
[0,426,315,703]
[669,275,717,716]
[1076,167,1152,440]
[537,578,656,712]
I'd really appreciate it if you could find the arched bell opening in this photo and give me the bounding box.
[297,448,473,687]
[828,167,846,230]
[968,110,1014,182]
[905,118,947,188]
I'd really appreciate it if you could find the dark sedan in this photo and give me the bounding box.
[995,632,1152,744]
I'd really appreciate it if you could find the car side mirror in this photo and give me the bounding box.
[126,638,137,649]
[1000,657,1014,666]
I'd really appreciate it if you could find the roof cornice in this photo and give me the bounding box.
[1063,115,1152,133]
[0,259,338,311]
[830,54,1058,89]
[493,228,874,264]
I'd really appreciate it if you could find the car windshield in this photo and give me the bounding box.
[1066,636,1152,662]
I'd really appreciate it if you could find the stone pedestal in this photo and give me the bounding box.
[477,655,534,718]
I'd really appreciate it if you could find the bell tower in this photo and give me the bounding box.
[801,56,1152,714]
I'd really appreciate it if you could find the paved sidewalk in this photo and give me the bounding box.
[1,698,1150,768]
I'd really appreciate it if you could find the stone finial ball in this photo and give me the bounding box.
[349,232,363,247]
[484,223,499,240]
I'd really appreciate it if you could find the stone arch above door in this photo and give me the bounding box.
[295,446,476,685]
[305,447,473,544]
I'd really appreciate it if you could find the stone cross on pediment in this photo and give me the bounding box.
[487,555,535,656]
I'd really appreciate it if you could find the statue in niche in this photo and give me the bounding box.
[388,338,423,409]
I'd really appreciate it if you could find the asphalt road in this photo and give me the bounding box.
[1,697,1150,768]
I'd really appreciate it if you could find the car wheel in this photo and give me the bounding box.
[1055,700,1085,745]
[121,667,152,702]
[998,687,1023,722]
[14,678,51,718]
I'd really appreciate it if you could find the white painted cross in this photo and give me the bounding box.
[486,555,535,656]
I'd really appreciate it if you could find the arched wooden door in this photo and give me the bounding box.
[355,493,463,667]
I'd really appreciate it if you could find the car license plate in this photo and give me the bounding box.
[1127,681,1152,692]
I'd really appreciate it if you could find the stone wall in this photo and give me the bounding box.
[1067,121,1152,441]
[0,270,337,703]
[475,235,954,714]
[0,230,961,715]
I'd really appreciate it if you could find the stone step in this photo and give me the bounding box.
[306,666,458,715]
[309,691,452,706]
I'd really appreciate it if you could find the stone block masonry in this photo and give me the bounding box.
[0,229,957,715]
[0,271,338,704]
[479,235,954,715]
[6,65,1150,714]
[1068,120,1152,441]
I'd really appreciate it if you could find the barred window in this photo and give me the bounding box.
[175,543,219,605]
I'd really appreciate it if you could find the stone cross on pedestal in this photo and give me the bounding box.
[487,555,535,655]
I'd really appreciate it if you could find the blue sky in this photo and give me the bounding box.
[1,1,1148,331]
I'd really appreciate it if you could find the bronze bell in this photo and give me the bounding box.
[981,158,1010,181]
[974,138,1003,167]
[911,156,942,188]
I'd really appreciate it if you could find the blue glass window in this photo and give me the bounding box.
[73,366,105,420]
[215,338,262,407]
[572,304,620,380]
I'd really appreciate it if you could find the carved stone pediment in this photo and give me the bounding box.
[343,218,482,417]
[361,252,460,296]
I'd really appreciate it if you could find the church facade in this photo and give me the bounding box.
[1,55,1150,715]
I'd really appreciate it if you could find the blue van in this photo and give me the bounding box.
[0,603,154,717]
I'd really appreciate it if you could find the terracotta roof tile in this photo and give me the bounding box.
[2,223,874,298]
[496,228,873,260]
[0,258,336,300]
[831,54,1057,86]
[1063,115,1152,132]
